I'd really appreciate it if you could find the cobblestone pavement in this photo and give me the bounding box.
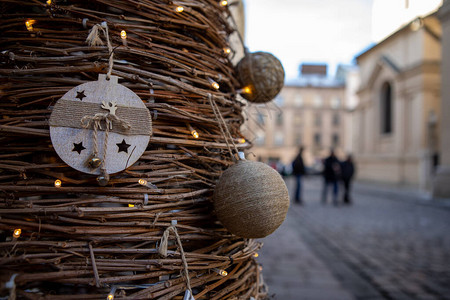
[257,176,450,300]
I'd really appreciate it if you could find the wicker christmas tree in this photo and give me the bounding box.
[0,1,279,299]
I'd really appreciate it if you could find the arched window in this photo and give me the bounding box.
[380,82,393,134]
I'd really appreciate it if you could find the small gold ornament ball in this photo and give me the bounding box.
[236,51,285,103]
[213,160,290,238]
[96,173,110,186]
[87,157,102,169]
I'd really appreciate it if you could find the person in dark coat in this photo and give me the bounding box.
[321,149,340,205]
[292,147,306,204]
[340,154,355,204]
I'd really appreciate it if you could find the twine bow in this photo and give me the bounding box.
[86,22,114,79]
[81,102,131,177]
[158,224,192,296]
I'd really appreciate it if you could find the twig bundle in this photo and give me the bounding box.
[0,1,265,299]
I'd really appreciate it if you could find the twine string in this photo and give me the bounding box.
[86,22,114,79]
[81,112,131,171]
[207,94,240,160]
[158,225,192,295]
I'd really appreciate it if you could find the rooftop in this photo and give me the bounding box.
[285,76,345,88]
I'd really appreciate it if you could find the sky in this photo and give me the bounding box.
[243,0,442,80]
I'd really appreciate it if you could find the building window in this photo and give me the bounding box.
[330,97,341,109]
[332,113,340,126]
[294,95,303,107]
[313,95,323,107]
[275,95,284,107]
[332,134,340,147]
[257,112,265,125]
[314,113,322,127]
[274,132,284,146]
[380,82,393,134]
[276,112,283,126]
[255,132,265,146]
[314,133,321,147]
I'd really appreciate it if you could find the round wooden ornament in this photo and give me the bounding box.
[213,159,289,238]
[236,51,285,103]
[49,74,152,182]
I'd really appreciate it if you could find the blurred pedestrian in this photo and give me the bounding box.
[292,146,306,205]
[321,149,340,205]
[340,154,355,205]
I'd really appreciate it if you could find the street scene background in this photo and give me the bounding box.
[257,176,450,300]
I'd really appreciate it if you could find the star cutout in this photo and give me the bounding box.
[72,142,86,154]
[76,90,86,101]
[116,139,131,153]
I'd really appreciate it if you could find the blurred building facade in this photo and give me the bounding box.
[353,12,442,190]
[433,0,450,198]
[243,64,346,171]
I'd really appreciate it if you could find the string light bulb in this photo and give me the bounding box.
[223,47,231,54]
[107,286,117,300]
[213,268,228,276]
[186,123,199,139]
[13,228,21,238]
[220,0,228,6]
[46,0,52,4]
[25,19,36,31]
[138,178,157,189]
[242,86,252,95]
[54,179,62,188]
[208,77,220,90]
[176,6,184,12]
[239,138,246,144]
[120,30,127,39]
[253,252,259,258]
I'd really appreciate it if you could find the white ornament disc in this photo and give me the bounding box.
[49,74,152,175]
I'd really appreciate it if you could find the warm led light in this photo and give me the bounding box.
[187,123,199,139]
[13,228,21,238]
[138,178,157,189]
[120,30,127,39]
[208,78,220,90]
[213,268,228,276]
[128,204,135,207]
[223,47,231,54]
[25,19,36,31]
[239,138,246,144]
[253,252,259,258]
[107,286,117,300]
[220,0,228,6]
[54,179,62,188]
[242,86,252,94]
[176,6,184,12]
[46,0,52,4]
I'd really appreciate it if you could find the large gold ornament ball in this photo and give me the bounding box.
[213,160,290,238]
[236,51,285,103]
